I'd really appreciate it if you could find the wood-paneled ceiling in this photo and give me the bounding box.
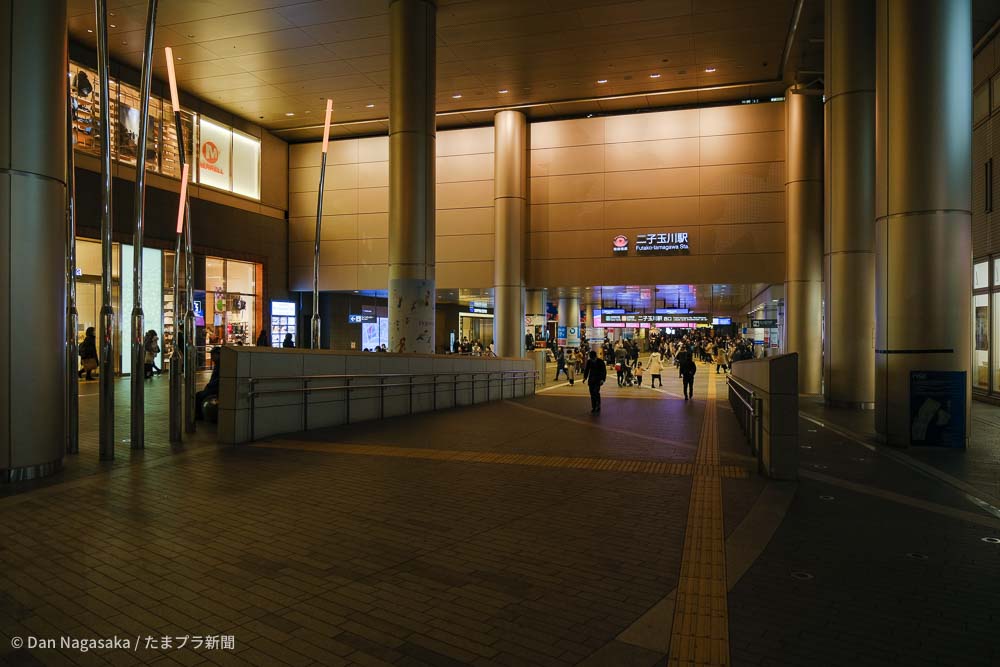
[66,0,998,142]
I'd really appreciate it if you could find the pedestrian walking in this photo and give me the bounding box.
[583,350,607,414]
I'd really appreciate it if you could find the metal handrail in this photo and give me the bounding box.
[726,374,763,462]
[246,369,538,441]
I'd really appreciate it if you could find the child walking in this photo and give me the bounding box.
[634,361,644,387]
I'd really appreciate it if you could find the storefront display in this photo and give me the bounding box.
[270,301,296,347]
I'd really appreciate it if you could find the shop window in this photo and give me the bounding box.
[974,261,989,290]
[974,293,989,390]
[993,293,1000,393]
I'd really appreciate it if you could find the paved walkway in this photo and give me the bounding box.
[1,364,998,666]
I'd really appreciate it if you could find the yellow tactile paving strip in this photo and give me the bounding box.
[668,376,731,666]
[256,440,750,480]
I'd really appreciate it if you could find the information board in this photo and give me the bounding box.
[909,371,966,448]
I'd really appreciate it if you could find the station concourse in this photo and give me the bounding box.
[2,1,1000,666]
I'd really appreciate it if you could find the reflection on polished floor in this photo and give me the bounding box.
[2,366,1000,666]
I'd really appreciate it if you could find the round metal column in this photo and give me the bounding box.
[557,296,580,348]
[784,85,824,395]
[824,0,875,409]
[875,0,972,446]
[493,110,527,358]
[388,0,436,354]
[0,0,68,480]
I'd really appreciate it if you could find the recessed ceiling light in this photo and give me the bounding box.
[109,24,116,28]
[121,40,127,45]
[285,112,295,116]
[705,66,717,73]
[597,79,608,84]
[498,89,508,94]
[649,73,661,78]
[366,103,375,108]
[452,93,462,99]
[187,34,195,38]
[87,28,93,33]
[176,56,182,61]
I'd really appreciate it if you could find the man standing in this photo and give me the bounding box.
[583,350,607,414]
[680,351,697,401]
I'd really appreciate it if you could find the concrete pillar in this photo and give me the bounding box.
[493,110,527,358]
[0,0,68,480]
[824,0,876,409]
[557,296,580,348]
[875,0,972,446]
[388,0,436,354]
[784,85,824,394]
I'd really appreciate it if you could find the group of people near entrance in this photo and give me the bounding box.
[553,331,757,412]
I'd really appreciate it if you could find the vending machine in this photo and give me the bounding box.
[270,300,297,347]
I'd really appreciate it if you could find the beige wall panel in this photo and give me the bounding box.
[289,241,313,267]
[699,162,784,195]
[288,167,319,194]
[437,261,493,288]
[700,131,784,165]
[530,173,605,204]
[604,137,699,172]
[605,167,699,200]
[438,126,494,156]
[438,234,494,262]
[699,192,785,224]
[357,263,389,290]
[438,207,494,236]
[358,186,389,214]
[700,224,733,254]
[530,201,605,232]
[325,163,360,191]
[290,139,358,168]
[437,152,494,182]
[530,145,605,177]
[358,160,389,188]
[358,237,388,263]
[289,265,311,291]
[358,212,389,238]
[700,103,784,136]
[604,196,700,229]
[604,108,700,143]
[729,221,785,253]
[320,240,358,265]
[436,180,494,209]
[289,217,312,242]
[319,264,358,291]
[530,117,605,149]
[322,214,359,240]
[323,188,359,216]
[260,131,288,210]
[288,191,315,218]
[357,136,388,162]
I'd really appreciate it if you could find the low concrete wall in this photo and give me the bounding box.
[731,353,799,480]
[217,348,536,444]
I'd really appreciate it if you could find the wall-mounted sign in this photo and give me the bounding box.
[712,317,732,326]
[751,319,778,328]
[601,313,709,324]
[612,235,629,254]
[348,313,377,324]
[272,300,295,317]
[469,305,492,314]
[635,232,690,255]
[656,308,689,314]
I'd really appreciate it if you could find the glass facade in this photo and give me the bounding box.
[69,61,260,199]
[974,259,996,396]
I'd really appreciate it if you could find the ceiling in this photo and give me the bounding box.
[66,0,1000,142]
[67,0,823,141]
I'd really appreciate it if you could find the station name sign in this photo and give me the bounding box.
[751,318,778,328]
[601,312,709,324]
[611,232,691,256]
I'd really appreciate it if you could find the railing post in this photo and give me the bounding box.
[432,375,437,411]
[379,376,385,419]
[303,378,310,431]
[453,373,458,407]
[249,378,256,442]
[409,375,413,415]
[345,377,351,424]
[754,395,764,461]
[472,373,476,404]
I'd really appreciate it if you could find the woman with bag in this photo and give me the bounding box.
[78,327,98,381]
[143,330,160,379]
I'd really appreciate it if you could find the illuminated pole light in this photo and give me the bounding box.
[312,98,333,349]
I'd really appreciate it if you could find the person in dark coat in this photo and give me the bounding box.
[78,327,98,380]
[256,328,270,347]
[583,350,607,414]
[554,348,568,381]
[680,352,697,401]
[195,347,221,420]
[282,333,294,348]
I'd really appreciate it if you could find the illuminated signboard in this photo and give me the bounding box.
[712,317,732,325]
[635,232,690,255]
[271,301,296,317]
[612,235,629,255]
[656,308,690,314]
[601,313,709,324]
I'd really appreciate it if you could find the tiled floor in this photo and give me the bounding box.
[2,364,999,666]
